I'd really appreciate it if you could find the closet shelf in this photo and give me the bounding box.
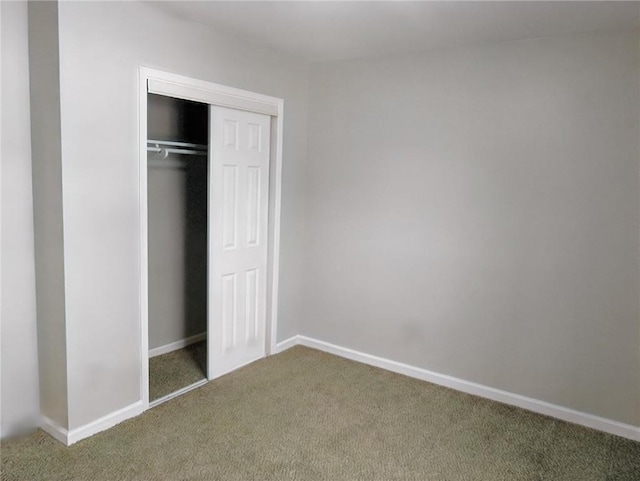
[147,139,208,158]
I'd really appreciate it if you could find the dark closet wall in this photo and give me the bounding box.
[147,94,208,144]
[148,94,209,349]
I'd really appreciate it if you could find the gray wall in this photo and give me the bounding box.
[27,0,69,430]
[303,31,640,426]
[3,1,637,438]
[56,1,309,430]
[0,0,41,438]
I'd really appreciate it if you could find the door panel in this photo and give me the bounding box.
[208,106,271,379]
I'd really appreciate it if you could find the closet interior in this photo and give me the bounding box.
[147,93,209,403]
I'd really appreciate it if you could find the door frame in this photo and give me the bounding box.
[138,67,284,409]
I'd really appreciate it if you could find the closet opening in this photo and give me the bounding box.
[147,93,209,404]
[140,68,285,412]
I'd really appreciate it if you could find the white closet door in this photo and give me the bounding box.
[208,106,271,379]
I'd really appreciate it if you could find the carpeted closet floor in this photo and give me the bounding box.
[2,346,639,481]
[149,340,207,401]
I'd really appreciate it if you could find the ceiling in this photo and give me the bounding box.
[149,1,640,63]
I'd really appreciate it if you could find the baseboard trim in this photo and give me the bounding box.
[68,400,144,446]
[67,400,144,446]
[43,334,640,446]
[40,416,69,445]
[42,401,145,446]
[286,335,640,442]
[274,336,298,353]
[149,332,207,358]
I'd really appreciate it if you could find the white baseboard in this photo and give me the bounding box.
[274,335,299,353]
[67,401,144,445]
[44,333,639,446]
[40,416,69,445]
[149,332,207,358]
[41,400,144,446]
[279,335,640,442]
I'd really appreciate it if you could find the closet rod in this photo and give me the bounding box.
[147,139,208,158]
[147,146,207,156]
[148,139,207,150]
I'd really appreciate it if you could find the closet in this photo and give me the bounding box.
[147,94,209,403]
[145,76,276,406]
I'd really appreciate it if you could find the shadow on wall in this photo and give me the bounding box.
[184,157,208,376]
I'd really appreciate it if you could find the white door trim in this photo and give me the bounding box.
[138,67,284,410]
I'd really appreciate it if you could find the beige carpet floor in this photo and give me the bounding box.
[2,346,639,481]
[149,341,207,401]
